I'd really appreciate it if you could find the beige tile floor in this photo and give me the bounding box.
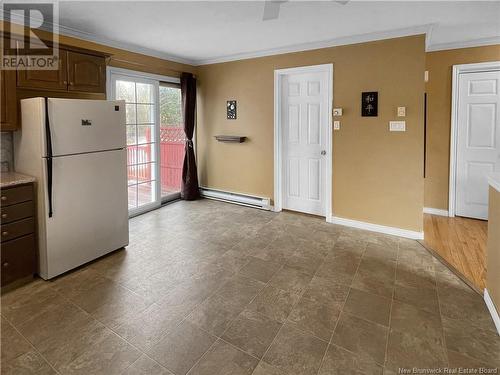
[1,199,499,375]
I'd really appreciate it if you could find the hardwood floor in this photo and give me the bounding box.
[422,213,488,291]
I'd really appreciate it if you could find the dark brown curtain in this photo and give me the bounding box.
[180,72,200,200]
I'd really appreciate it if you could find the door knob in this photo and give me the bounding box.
[321,150,326,155]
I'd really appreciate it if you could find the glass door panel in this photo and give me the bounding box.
[111,74,160,215]
[159,83,185,200]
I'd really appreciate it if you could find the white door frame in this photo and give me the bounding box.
[273,63,333,220]
[448,61,500,217]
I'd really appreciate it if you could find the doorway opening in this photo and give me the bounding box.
[449,61,500,220]
[422,60,500,292]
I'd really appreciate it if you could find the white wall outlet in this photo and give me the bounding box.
[333,108,343,116]
[333,121,341,130]
[389,121,406,132]
[397,107,406,117]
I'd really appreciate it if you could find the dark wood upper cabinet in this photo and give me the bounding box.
[1,70,18,131]
[67,51,106,93]
[16,49,106,94]
[17,48,68,91]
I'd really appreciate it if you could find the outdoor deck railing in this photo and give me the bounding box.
[127,126,185,193]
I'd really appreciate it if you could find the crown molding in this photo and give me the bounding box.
[57,23,198,66]
[425,23,437,50]
[196,24,433,65]
[1,11,198,66]
[426,36,500,52]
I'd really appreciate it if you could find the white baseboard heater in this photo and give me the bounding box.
[199,187,271,211]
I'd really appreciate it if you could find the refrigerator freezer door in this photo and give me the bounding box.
[46,98,126,157]
[39,149,129,279]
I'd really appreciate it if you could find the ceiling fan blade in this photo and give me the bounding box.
[334,0,350,4]
[263,1,287,21]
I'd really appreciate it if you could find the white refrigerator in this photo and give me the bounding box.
[14,98,129,280]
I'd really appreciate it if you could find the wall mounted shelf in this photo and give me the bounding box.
[214,135,247,143]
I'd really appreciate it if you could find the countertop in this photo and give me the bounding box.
[489,172,500,193]
[0,172,36,188]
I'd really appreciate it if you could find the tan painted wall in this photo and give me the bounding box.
[197,35,426,232]
[424,45,500,210]
[487,186,500,312]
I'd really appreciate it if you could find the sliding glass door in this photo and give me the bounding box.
[109,69,183,216]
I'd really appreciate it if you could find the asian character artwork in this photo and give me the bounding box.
[361,92,378,117]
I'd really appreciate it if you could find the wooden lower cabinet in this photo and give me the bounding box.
[0,183,37,287]
[1,234,36,286]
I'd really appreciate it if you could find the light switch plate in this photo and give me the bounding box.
[389,121,406,132]
[333,108,343,116]
[333,121,341,130]
[397,107,406,117]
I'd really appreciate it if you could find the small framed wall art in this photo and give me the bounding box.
[361,92,378,117]
[227,100,237,119]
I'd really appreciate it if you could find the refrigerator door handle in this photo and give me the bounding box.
[45,98,53,218]
[46,157,53,218]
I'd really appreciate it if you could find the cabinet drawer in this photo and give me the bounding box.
[1,185,33,207]
[1,234,36,286]
[1,217,34,242]
[0,201,34,224]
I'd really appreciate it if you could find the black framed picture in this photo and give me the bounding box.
[227,100,237,119]
[361,92,378,117]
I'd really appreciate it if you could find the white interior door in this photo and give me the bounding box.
[456,70,500,219]
[281,71,329,216]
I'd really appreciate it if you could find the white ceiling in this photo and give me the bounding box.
[52,1,500,65]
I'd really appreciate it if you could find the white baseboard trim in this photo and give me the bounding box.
[327,215,424,240]
[423,207,449,217]
[199,187,271,211]
[484,289,500,336]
